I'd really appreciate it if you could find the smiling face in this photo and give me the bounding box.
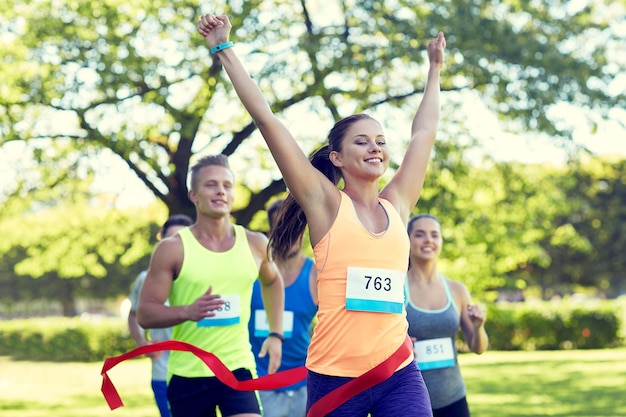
[188,164,235,219]
[330,117,389,180]
[408,216,443,263]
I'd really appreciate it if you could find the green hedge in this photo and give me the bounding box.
[0,300,624,362]
[481,300,624,351]
[0,317,136,362]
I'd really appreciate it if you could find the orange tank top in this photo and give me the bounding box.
[306,191,413,377]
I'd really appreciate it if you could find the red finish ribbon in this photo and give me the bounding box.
[101,340,306,410]
[101,337,412,417]
[305,336,412,417]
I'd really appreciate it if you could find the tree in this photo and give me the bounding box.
[417,152,567,299]
[1,0,623,225]
[0,200,163,316]
[528,157,626,297]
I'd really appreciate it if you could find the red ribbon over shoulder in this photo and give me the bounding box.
[101,337,412,417]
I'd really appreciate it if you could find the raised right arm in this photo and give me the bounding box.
[197,14,339,227]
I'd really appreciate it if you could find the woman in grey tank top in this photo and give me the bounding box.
[405,214,489,417]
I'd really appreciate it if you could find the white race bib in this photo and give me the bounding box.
[345,267,404,314]
[414,337,455,370]
[253,310,294,338]
[197,294,240,327]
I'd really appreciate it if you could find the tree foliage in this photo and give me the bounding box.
[524,158,626,297]
[0,200,164,315]
[1,152,625,313]
[1,0,623,223]
[415,154,626,301]
[1,1,625,312]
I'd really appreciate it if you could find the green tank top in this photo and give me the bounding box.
[168,225,259,378]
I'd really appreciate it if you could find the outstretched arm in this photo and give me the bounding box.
[197,14,333,211]
[381,32,446,222]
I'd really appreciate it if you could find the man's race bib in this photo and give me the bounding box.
[345,267,404,314]
[197,295,240,327]
[414,337,455,370]
[253,310,294,338]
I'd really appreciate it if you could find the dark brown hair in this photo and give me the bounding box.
[161,214,194,237]
[407,213,440,235]
[269,114,376,258]
[266,199,283,232]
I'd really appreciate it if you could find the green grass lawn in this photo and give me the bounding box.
[1,348,625,417]
[0,355,155,417]
[459,348,626,417]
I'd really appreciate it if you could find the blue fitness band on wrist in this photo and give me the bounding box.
[211,41,233,54]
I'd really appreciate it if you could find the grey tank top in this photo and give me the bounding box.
[405,277,467,409]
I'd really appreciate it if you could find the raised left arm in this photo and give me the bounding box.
[382,32,446,222]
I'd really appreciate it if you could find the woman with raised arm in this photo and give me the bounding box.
[198,13,445,417]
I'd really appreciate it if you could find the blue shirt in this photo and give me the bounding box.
[248,258,317,391]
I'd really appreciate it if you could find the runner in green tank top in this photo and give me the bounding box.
[137,154,285,417]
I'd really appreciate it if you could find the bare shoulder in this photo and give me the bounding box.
[445,277,471,303]
[146,234,184,284]
[445,277,466,291]
[150,235,184,269]
[155,233,183,254]
[245,228,269,245]
[244,229,270,256]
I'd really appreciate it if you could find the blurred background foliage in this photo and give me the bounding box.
[1,0,625,315]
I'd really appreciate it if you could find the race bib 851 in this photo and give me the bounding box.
[414,337,455,370]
